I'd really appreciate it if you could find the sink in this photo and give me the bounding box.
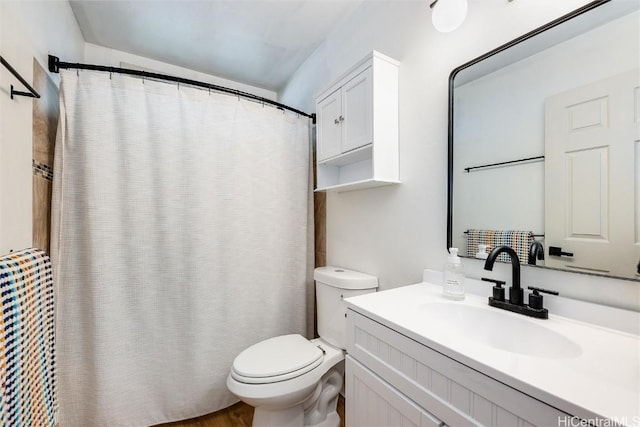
[420,302,583,359]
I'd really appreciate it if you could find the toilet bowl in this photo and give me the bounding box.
[226,267,378,427]
[227,335,344,427]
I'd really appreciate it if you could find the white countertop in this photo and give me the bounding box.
[345,281,640,426]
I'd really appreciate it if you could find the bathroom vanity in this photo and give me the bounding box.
[344,274,640,427]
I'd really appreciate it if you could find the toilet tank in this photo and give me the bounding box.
[314,266,378,349]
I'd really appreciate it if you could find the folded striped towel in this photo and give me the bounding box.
[0,248,55,427]
[466,230,534,264]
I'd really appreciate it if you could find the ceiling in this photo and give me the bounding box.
[69,0,363,92]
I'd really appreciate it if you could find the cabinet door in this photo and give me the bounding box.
[342,67,373,153]
[346,356,443,427]
[316,88,342,161]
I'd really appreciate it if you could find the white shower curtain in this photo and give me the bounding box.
[51,70,314,427]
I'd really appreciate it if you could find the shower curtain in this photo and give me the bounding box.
[51,70,314,427]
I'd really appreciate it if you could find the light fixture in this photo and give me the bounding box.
[430,0,468,33]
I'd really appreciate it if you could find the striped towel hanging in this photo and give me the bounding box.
[466,230,534,264]
[0,248,55,427]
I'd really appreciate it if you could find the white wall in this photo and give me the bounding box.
[84,43,277,101]
[280,0,640,311]
[0,1,85,254]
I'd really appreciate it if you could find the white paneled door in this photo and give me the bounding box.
[545,69,640,277]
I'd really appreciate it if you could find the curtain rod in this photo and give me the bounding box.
[0,55,41,99]
[48,55,315,123]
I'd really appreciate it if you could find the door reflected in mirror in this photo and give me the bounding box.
[448,0,640,280]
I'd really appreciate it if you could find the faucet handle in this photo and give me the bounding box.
[482,277,505,286]
[481,277,506,301]
[527,286,558,310]
[527,286,559,296]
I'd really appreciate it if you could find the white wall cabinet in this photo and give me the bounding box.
[317,67,373,161]
[346,309,572,427]
[315,51,399,192]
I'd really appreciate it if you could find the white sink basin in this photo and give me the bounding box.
[419,302,583,359]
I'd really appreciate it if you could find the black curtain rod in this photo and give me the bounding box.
[464,155,545,173]
[0,55,41,99]
[48,55,315,123]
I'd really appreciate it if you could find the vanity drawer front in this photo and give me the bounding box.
[346,356,444,427]
[347,309,571,427]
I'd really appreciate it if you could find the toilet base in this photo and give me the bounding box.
[303,366,343,427]
[309,411,339,427]
[251,400,340,427]
[253,405,304,427]
[250,365,343,427]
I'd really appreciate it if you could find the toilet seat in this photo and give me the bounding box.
[231,334,324,384]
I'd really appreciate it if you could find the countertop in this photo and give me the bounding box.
[345,281,640,426]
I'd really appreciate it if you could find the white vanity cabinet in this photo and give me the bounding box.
[346,309,572,427]
[347,356,444,427]
[315,51,399,192]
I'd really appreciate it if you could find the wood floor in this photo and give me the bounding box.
[154,395,345,427]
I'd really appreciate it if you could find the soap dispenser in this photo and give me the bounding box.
[443,248,465,300]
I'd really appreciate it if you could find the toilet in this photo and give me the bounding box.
[227,266,378,427]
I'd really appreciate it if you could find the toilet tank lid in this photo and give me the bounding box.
[314,266,378,290]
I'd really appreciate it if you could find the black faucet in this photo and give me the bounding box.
[484,245,523,305]
[528,241,544,265]
[482,245,556,319]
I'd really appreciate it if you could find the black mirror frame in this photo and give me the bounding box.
[446,0,609,251]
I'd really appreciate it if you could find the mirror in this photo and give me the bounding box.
[448,0,640,280]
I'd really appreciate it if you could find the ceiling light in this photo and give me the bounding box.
[430,0,468,33]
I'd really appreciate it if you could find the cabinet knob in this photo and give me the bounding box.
[339,115,344,122]
[334,118,340,124]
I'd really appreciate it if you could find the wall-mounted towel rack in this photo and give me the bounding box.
[464,155,544,173]
[0,55,41,99]
[464,229,544,237]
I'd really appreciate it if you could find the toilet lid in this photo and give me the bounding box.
[232,334,323,384]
